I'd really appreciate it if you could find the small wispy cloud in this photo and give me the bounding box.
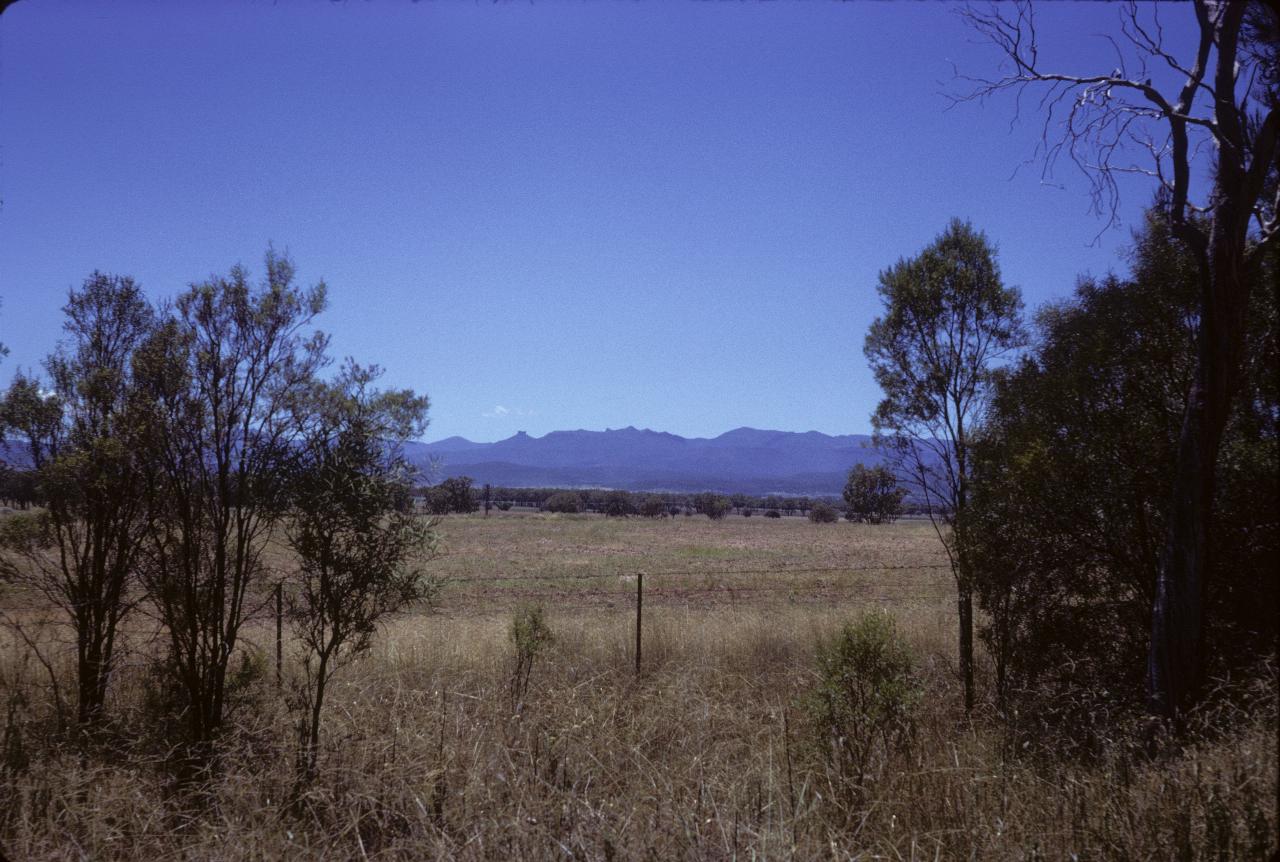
[482,405,534,419]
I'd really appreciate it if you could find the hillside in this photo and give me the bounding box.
[405,426,893,494]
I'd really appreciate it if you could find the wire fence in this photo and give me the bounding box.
[441,561,953,585]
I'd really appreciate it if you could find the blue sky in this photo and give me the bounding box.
[0,1,1194,441]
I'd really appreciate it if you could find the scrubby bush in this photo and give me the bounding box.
[808,502,839,523]
[425,476,478,514]
[509,604,553,710]
[542,492,583,514]
[639,495,666,518]
[843,464,905,524]
[602,490,634,517]
[806,612,918,804]
[694,492,732,520]
[764,509,782,519]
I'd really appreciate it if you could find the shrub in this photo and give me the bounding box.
[764,509,782,519]
[638,495,666,518]
[510,604,553,710]
[741,507,753,517]
[843,464,905,524]
[806,612,918,803]
[495,501,512,511]
[602,490,634,517]
[694,492,732,520]
[542,492,582,514]
[808,502,839,523]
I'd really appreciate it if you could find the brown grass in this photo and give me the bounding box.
[0,513,1275,859]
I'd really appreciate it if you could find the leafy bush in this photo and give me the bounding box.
[639,495,666,518]
[806,612,919,802]
[694,492,732,520]
[425,476,478,514]
[602,490,634,517]
[843,464,905,524]
[764,509,782,519]
[510,604,553,710]
[807,502,839,523]
[542,492,582,514]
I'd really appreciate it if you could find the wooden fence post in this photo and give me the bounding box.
[635,572,644,677]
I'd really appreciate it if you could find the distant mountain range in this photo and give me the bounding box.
[405,426,895,495]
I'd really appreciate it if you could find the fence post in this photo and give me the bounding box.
[635,572,644,677]
[275,581,283,689]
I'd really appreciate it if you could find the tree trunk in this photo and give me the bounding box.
[306,654,330,779]
[958,581,975,714]
[1149,183,1251,722]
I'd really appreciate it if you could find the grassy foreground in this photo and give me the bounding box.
[1,512,1275,859]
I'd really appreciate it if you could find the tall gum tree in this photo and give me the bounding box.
[864,219,1025,713]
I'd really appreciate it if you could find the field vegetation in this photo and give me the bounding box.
[0,511,1275,860]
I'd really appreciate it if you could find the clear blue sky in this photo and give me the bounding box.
[0,1,1192,442]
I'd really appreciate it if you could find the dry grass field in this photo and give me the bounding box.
[1,511,1275,860]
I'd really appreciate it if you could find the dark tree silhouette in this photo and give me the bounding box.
[958,0,1279,722]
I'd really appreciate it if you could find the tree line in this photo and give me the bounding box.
[415,470,911,523]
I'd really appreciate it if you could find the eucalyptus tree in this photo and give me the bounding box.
[0,274,153,727]
[133,251,328,757]
[959,0,1279,722]
[285,362,435,779]
[864,219,1025,712]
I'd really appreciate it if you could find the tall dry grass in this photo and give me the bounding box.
[1,599,1274,860]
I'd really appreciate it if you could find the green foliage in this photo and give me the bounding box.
[764,509,781,519]
[638,495,666,518]
[805,612,919,800]
[426,476,478,515]
[843,464,904,524]
[863,217,1023,521]
[602,490,634,518]
[131,249,330,748]
[693,492,732,520]
[864,219,1024,712]
[807,501,839,523]
[967,211,1279,740]
[509,604,553,710]
[287,361,436,774]
[0,274,154,727]
[542,492,582,514]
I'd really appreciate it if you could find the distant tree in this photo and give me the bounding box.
[427,476,477,515]
[0,274,153,728]
[603,490,634,518]
[543,492,582,514]
[132,251,329,757]
[482,483,492,517]
[0,469,38,509]
[286,362,436,779]
[843,464,905,524]
[694,492,732,520]
[639,495,666,518]
[864,219,1025,712]
[808,501,839,524]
